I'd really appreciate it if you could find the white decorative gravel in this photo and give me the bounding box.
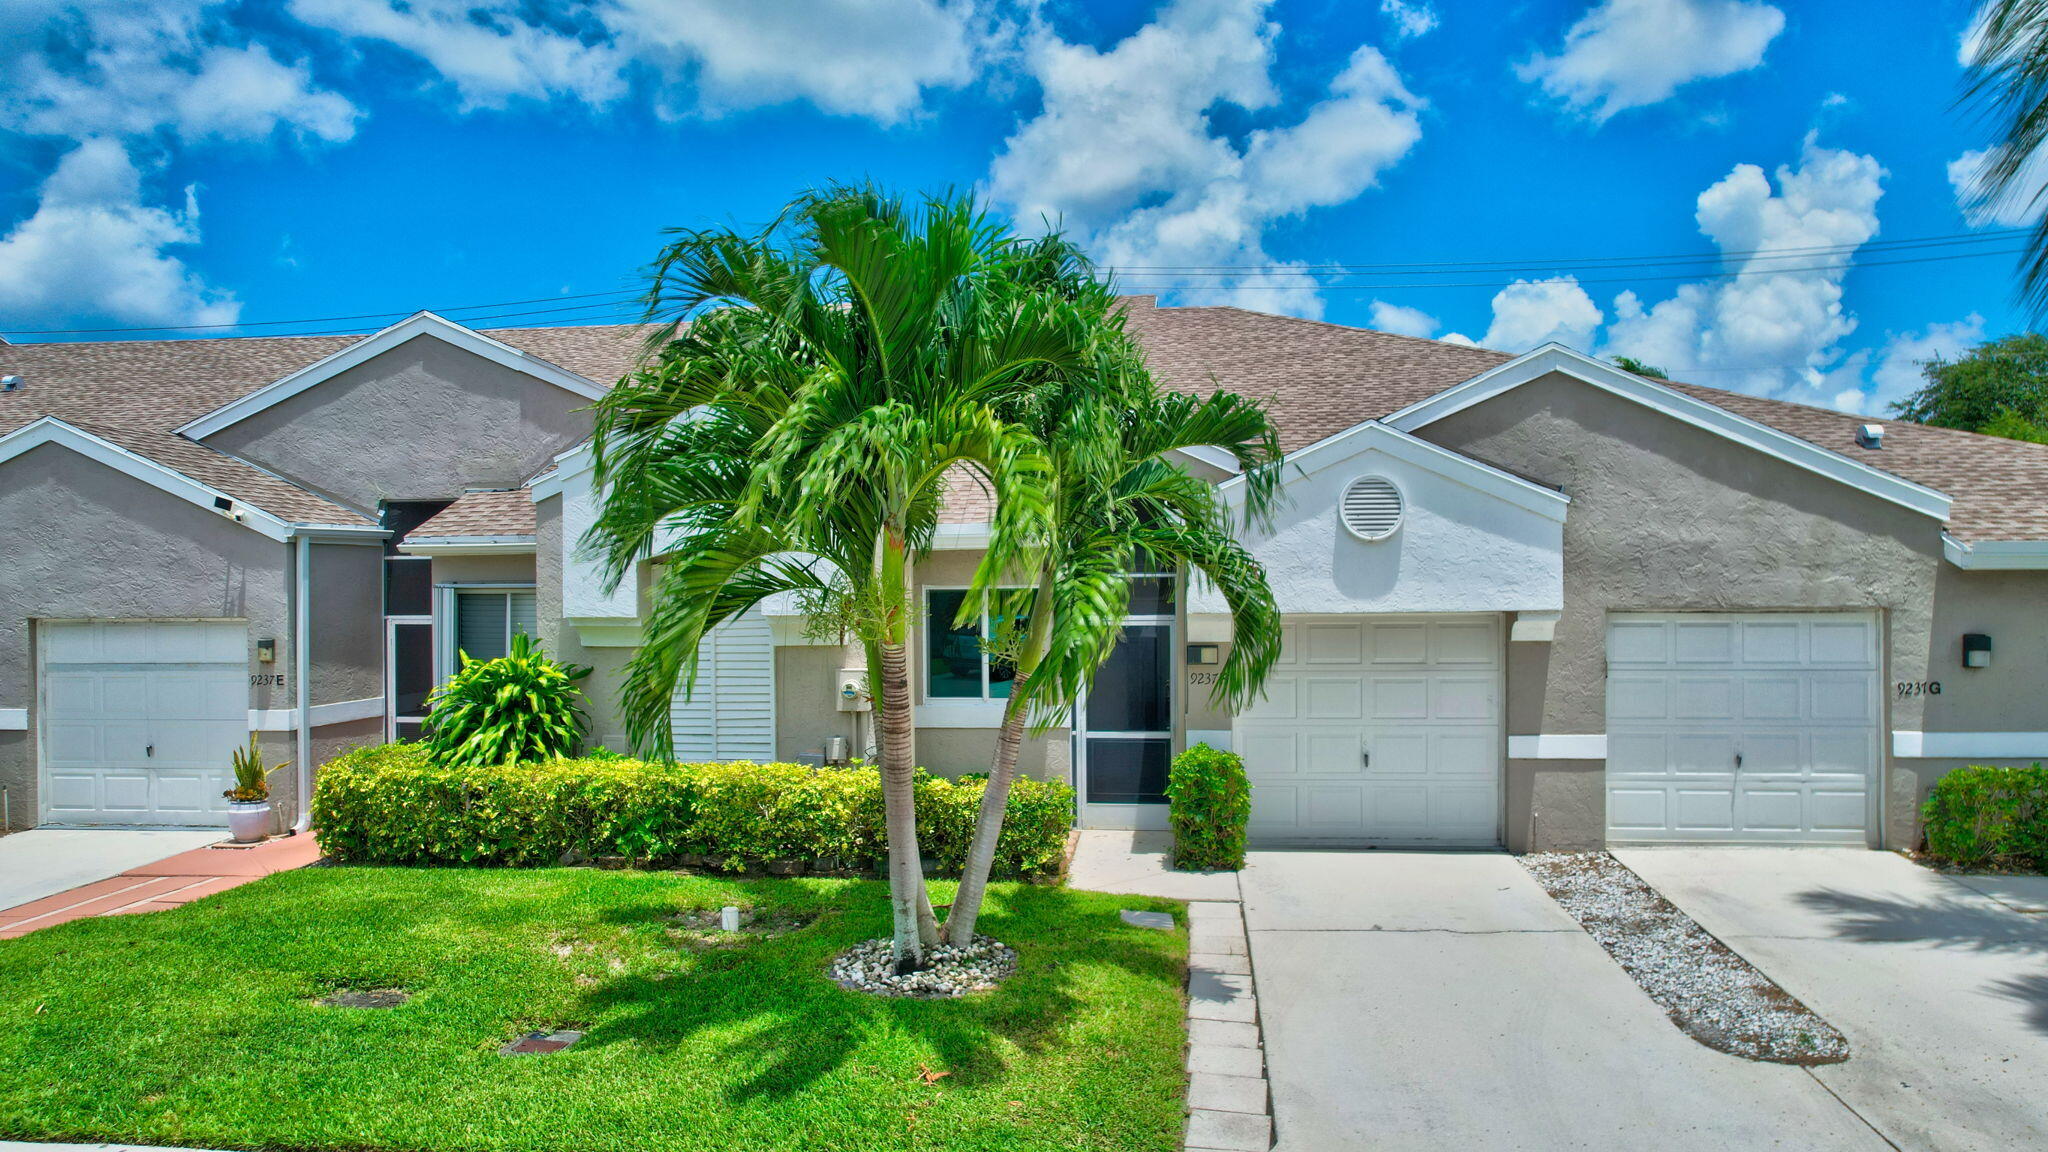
[831,935,1018,998]
[1523,852,1849,1065]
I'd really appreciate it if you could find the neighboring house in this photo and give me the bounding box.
[3,297,2045,852]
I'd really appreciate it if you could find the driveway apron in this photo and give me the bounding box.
[0,828,221,910]
[1240,851,1886,1152]
[1617,847,2048,1152]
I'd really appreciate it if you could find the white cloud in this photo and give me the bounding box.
[1369,300,1439,337]
[288,0,985,122]
[1603,132,1885,398]
[1446,277,1603,352]
[984,0,1425,319]
[0,139,238,329]
[1517,0,1785,122]
[1828,315,1987,415]
[1,3,358,145]
[1947,146,2047,228]
[1381,0,1439,40]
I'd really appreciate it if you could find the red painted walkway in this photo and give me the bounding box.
[0,833,321,939]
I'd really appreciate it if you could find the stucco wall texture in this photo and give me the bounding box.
[203,335,592,512]
[1420,370,1946,850]
[0,443,295,828]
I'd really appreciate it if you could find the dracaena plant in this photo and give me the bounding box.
[223,733,283,802]
[423,633,593,767]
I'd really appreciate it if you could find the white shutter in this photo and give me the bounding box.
[670,607,777,761]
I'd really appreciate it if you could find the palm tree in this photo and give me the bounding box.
[584,188,1103,970]
[939,247,1287,945]
[1963,1,2048,311]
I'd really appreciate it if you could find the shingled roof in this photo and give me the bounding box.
[4,301,2045,543]
[403,489,539,542]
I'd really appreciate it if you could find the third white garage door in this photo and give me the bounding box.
[1605,612,1881,844]
[1236,615,1501,847]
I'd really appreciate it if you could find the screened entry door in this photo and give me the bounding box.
[1077,576,1175,829]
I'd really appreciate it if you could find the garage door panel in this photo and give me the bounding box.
[1371,678,1428,719]
[1240,614,1500,846]
[1242,678,1299,721]
[1607,612,1876,845]
[1304,678,1363,719]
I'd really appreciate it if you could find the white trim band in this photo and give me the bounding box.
[250,696,385,732]
[1509,734,1608,759]
[1892,731,2048,759]
[0,708,25,731]
[399,535,537,555]
[1941,534,2048,570]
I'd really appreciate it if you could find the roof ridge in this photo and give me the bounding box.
[1670,378,2048,456]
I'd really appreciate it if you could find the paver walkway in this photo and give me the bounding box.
[0,833,321,938]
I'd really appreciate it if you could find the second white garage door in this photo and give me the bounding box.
[1236,615,1501,846]
[1606,612,1880,844]
[39,620,249,827]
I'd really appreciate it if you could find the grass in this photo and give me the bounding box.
[0,867,1189,1152]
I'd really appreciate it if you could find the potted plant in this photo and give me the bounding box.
[223,734,285,843]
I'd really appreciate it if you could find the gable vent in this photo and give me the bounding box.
[1340,476,1404,541]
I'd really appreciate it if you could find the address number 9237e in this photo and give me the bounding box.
[1895,680,1941,697]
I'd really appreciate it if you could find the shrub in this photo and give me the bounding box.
[311,743,1073,877]
[423,634,591,767]
[1922,763,2048,870]
[1165,742,1251,871]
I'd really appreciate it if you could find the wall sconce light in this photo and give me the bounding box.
[256,638,277,664]
[1187,644,1220,667]
[1963,633,1992,669]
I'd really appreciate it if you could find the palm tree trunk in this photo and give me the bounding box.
[944,571,1055,946]
[876,637,928,971]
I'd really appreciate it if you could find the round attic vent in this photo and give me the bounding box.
[1340,476,1403,541]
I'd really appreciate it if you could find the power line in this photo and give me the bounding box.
[1,226,2031,340]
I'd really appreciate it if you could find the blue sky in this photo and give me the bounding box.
[0,0,2026,414]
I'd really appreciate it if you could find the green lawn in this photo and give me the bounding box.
[0,867,1188,1152]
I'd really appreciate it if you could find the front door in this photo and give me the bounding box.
[1076,570,1176,829]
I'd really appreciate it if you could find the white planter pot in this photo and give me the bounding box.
[227,799,272,843]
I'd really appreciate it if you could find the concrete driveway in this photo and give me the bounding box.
[1240,851,1889,1151]
[1618,847,2048,1152]
[0,827,221,910]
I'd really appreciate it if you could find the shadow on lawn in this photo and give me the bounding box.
[574,883,1180,1102]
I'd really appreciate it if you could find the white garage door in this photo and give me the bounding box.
[40,620,249,827]
[1606,612,1880,844]
[1236,615,1501,846]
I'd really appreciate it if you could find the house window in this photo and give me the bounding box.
[454,588,538,663]
[925,587,1029,701]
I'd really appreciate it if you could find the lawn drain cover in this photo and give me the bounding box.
[319,988,410,1008]
[500,1030,584,1056]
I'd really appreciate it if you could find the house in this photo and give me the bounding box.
[2,297,2044,850]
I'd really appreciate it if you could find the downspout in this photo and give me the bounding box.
[292,533,313,832]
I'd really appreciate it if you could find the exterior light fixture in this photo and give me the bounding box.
[1963,633,1992,669]
[1187,644,1220,667]
[256,638,277,664]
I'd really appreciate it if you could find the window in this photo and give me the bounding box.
[454,589,538,662]
[925,588,1029,701]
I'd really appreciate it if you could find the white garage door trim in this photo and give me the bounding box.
[1234,614,1503,847]
[38,619,250,828]
[1606,611,1881,846]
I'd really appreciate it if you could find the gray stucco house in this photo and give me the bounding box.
[3,298,2045,850]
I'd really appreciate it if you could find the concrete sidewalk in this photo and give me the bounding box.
[0,833,321,938]
[1240,851,1886,1152]
[0,828,221,910]
[1618,846,2048,1152]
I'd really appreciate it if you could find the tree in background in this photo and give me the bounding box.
[1890,332,2048,443]
[1610,356,1668,379]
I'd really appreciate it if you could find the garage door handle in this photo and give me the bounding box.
[146,744,154,758]
[1360,749,1370,769]
[1734,751,1742,768]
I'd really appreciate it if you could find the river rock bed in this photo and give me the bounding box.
[1523,851,1849,1065]
[831,935,1018,998]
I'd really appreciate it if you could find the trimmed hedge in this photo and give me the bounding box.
[1923,763,2048,870]
[1164,742,1251,871]
[311,743,1073,877]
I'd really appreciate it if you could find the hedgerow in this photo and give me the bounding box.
[312,743,1072,877]
[1922,763,2048,870]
